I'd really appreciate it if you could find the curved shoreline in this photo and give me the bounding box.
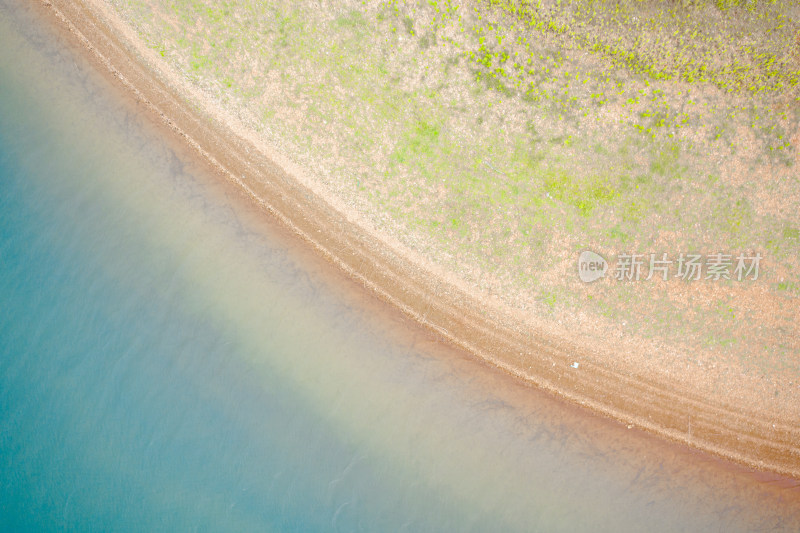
[38,0,799,477]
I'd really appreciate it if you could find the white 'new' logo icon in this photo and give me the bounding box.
[578,250,607,283]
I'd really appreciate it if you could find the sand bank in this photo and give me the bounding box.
[36,0,799,478]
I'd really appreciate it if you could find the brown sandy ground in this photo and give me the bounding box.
[36,0,800,477]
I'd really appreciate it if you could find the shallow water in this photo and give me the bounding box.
[0,1,798,531]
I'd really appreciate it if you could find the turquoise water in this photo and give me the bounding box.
[1,1,798,531]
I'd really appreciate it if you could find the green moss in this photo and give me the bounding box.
[539,290,558,311]
[650,142,682,177]
[783,226,799,241]
[335,9,366,30]
[541,170,619,217]
[390,119,441,167]
[606,225,630,244]
[721,198,751,233]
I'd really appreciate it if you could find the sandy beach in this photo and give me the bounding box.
[35,0,800,478]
